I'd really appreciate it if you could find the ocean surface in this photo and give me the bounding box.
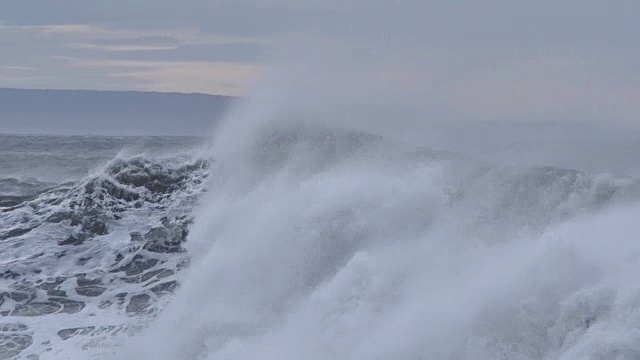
[2,124,640,359]
[0,135,209,358]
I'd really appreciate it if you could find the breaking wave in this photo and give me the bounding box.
[0,153,210,359]
[116,121,640,360]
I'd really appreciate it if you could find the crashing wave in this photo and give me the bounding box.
[0,154,210,359]
[118,125,640,360]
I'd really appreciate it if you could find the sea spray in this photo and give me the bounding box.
[117,43,640,360]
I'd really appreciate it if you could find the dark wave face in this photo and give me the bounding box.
[0,134,205,184]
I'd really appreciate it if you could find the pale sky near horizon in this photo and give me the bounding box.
[1,1,639,127]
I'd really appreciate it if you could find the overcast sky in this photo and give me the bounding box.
[1,1,639,129]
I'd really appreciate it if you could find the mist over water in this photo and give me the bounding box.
[116,46,640,360]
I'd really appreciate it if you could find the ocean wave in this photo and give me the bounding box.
[118,124,640,360]
[4,125,640,359]
[0,152,211,358]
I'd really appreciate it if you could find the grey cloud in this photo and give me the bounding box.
[61,42,270,63]
[91,35,181,47]
[2,1,295,35]
[105,43,269,62]
[3,0,638,53]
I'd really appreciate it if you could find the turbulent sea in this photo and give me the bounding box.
[0,135,209,359]
[2,122,640,359]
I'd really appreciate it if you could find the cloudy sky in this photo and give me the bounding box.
[0,1,639,128]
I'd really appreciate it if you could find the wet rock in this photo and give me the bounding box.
[57,326,95,340]
[0,334,33,359]
[126,294,151,315]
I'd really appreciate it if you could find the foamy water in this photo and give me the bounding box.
[114,115,640,360]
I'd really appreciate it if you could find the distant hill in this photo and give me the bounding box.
[0,88,236,136]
